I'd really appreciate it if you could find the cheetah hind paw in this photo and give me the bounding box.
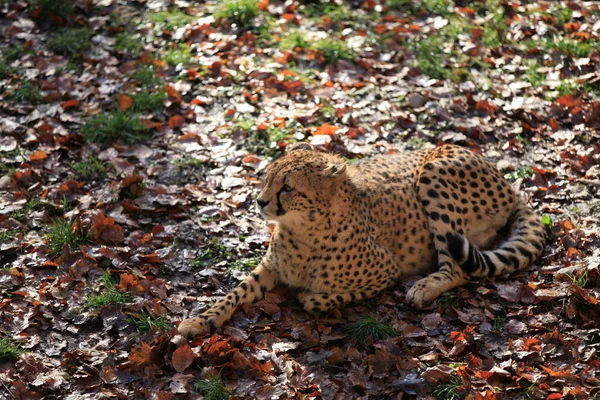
[177,317,212,339]
[405,279,442,309]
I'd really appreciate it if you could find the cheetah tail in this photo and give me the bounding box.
[446,200,546,278]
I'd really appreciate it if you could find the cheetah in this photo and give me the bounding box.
[178,143,545,338]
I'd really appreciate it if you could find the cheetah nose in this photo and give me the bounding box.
[257,199,269,208]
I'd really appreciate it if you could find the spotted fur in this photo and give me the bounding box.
[178,143,545,338]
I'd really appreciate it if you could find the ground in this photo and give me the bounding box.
[0,0,599,399]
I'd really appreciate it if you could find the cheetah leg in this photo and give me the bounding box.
[297,289,382,314]
[178,265,278,339]
[405,252,468,308]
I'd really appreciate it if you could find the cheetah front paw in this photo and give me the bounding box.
[405,278,441,309]
[177,317,212,339]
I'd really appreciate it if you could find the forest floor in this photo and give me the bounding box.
[1,0,599,399]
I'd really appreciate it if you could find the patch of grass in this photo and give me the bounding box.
[0,338,23,362]
[193,374,230,400]
[412,35,449,80]
[131,90,166,113]
[2,44,34,62]
[84,273,130,309]
[567,270,589,288]
[432,375,465,400]
[0,229,17,243]
[387,0,412,11]
[504,167,534,181]
[47,28,92,56]
[193,239,234,267]
[344,317,396,344]
[247,125,295,157]
[523,61,545,87]
[164,43,193,66]
[129,311,171,333]
[133,65,161,88]
[230,250,266,272]
[0,62,16,78]
[546,7,573,27]
[69,153,107,180]
[47,219,88,256]
[422,0,453,15]
[280,31,312,51]
[148,9,194,30]
[544,37,600,58]
[492,315,505,333]
[33,0,73,17]
[82,111,150,145]
[214,0,260,29]
[436,292,459,308]
[115,32,143,53]
[7,81,43,104]
[313,39,356,64]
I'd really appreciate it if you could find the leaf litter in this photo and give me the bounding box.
[1,0,600,399]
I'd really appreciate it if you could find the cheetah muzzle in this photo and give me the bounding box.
[178,143,545,339]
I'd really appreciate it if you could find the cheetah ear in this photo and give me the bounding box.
[323,162,347,177]
[288,143,314,152]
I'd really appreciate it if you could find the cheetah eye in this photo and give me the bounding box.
[282,184,293,192]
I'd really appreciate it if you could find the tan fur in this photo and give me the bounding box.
[178,144,545,338]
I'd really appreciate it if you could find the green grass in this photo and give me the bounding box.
[33,0,73,17]
[433,375,465,400]
[214,0,260,29]
[567,270,589,288]
[313,39,356,64]
[69,153,107,180]
[129,311,171,333]
[0,338,23,362]
[193,239,234,267]
[246,125,295,157]
[115,32,143,53]
[47,219,88,256]
[436,292,459,308]
[504,167,534,181]
[280,31,312,51]
[422,0,453,15]
[344,317,396,344]
[0,63,16,78]
[84,273,130,309]
[131,90,166,113]
[193,374,230,400]
[492,315,506,333]
[47,28,92,56]
[545,7,573,27]
[133,65,161,87]
[544,37,600,58]
[7,81,43,104]
[2,44,34,62]
[82,111,150,145]
[411,35,449,79]
[164,43,193,66]
[148,9,194,31]
[230,250,266,272]
[0,229,17,244]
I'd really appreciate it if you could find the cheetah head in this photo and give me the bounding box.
[256,143,347,225]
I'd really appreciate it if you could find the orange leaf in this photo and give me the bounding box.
[172,344,195,372]
[30,151,47,161]
[118,93,133,111]
[89,212,125,245]
[258,0,269,10]
[61,99,79,110]
[546,394,562,400]
[168,115,185,129]
[165,85,181,102]
[129,343,153,368]
[314,123,338,136]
